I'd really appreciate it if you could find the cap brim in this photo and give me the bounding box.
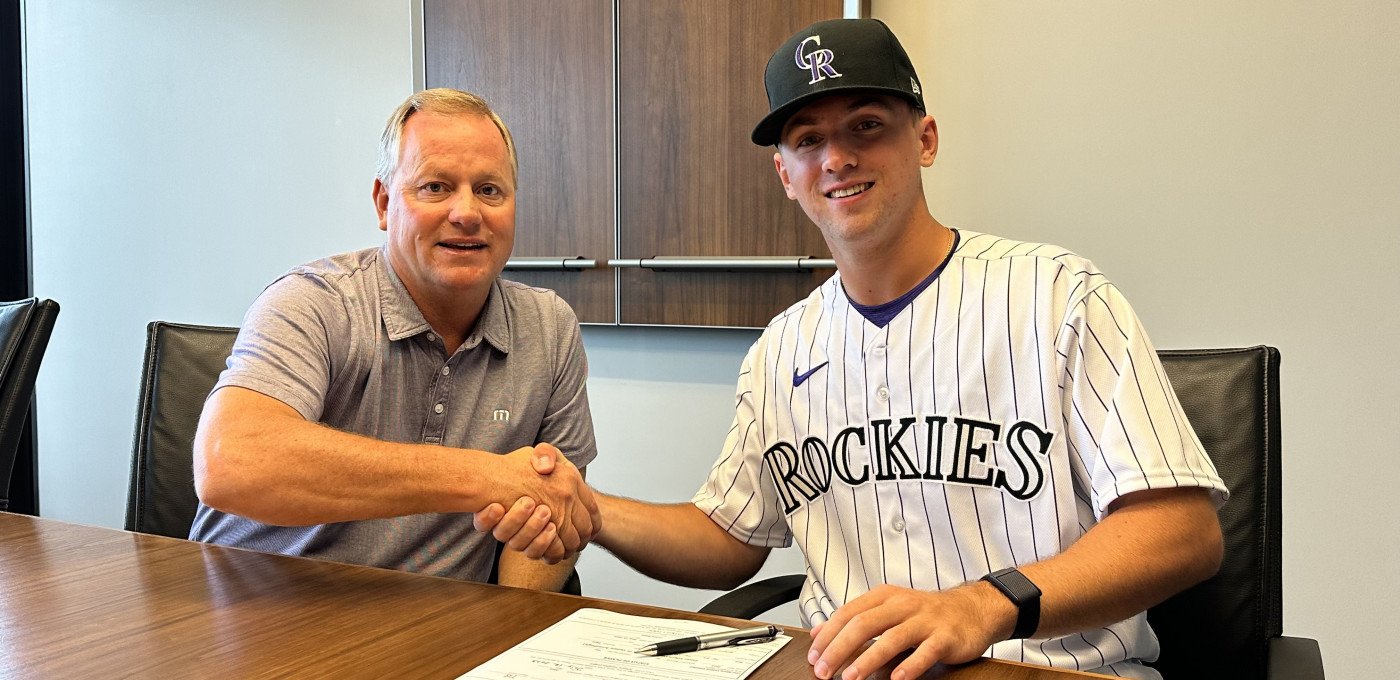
[750,86,923,147]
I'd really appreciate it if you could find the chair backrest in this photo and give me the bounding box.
[126,322,238,537]
[1149,346,1282,680]
[0,298,60,511]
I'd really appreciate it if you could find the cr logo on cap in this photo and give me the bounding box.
[795,35,842,85]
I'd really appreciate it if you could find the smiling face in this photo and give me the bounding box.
[373,111,516,320]
[773,93,937,254]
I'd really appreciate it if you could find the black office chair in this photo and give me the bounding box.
[126,321,237,537]
[699,346,1322,680]
[125,321,581,595]
[0,298,60,512]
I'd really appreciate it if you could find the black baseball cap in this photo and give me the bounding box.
[752,18,925,147]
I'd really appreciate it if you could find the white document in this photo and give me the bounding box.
[458,607,793,680]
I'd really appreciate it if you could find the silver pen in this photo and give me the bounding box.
[635,624,780,656]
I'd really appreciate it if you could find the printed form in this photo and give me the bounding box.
[457,608,792,680]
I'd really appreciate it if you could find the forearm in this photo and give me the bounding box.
[807,487,1223,680]
[1012,487,1223,638]
[193,386,503,525]
[497,548,579,592]
[595,495,770,590]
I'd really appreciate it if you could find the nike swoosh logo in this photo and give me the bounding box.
[793,361,829,387]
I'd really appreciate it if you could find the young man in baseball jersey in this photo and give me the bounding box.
[486,18,1227,680]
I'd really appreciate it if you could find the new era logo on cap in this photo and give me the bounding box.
[752,18,925,147]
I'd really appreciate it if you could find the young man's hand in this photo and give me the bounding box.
[806,583,1013,680]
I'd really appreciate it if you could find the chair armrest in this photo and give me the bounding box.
[698,574,805,620]
[560,569,582,596]
[1268,635,1324,680]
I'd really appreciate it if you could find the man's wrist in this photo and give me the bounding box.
[591,493,623,549]
[968,580,1020,642]
[980,567,1042,640]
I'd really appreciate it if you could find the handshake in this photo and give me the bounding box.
[473,443,600,564]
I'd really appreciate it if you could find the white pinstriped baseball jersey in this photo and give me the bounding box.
[693,229,1227,678]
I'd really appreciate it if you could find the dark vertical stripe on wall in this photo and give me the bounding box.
[2,0,39,515]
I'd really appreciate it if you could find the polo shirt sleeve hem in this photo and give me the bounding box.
[212,375,321,423]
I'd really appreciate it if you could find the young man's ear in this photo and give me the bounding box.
[773,152,798,200]
[918,113,939,168]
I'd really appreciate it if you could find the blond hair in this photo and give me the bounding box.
[375,88,518,187]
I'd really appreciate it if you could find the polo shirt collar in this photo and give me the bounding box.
[375,246,512,353]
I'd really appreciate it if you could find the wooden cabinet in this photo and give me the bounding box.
[424,0,615,323]
[425,1,844,327]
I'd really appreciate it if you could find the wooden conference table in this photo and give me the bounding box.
[0,513,1107,679]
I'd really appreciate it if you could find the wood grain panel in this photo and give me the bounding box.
[618,268,832,328]
[424,0,616,323]
[0,514,1107,679]
[617,1,843,326]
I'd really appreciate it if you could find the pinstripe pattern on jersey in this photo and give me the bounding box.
[692,230,1226,675]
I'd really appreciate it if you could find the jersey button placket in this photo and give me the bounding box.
[866,332,890,407]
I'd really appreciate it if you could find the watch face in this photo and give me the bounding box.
[991,568,1041,601]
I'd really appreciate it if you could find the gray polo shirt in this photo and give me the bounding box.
[189,246,597,582]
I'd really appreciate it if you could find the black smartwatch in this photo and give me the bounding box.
[981,567,1041,640]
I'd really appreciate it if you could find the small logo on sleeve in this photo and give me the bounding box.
[793,361,830,387]
[492,409,510,422]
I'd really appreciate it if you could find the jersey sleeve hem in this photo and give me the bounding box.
[1093,473,1230,519]
[690,495,794,550]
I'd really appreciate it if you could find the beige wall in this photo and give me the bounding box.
[877,1,1400,676]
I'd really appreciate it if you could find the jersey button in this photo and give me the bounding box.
[892,519,906,532]
[426,332,437,343]
[434,403,444,414]
[876,387,890,401]
[442,365,451,376]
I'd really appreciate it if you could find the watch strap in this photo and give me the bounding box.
[981,567,1042,639]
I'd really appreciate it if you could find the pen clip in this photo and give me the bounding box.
[731,635,775,646]
[725,625,779,646]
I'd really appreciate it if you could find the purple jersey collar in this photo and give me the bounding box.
[848,229,960,328]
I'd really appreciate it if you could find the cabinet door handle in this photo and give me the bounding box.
[504,257,599,271]
[606,256,836,271]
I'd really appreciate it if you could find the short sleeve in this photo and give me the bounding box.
[534,295,598,471]
[692,339,794,549]
[1058,281,1229,518]
[214,273,350,421]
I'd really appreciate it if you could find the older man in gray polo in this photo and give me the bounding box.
[189,88,598,592]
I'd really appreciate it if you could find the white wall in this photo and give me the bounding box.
[877,1,1400,677]
[26,1,1399,672]
[27,0,414,527]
